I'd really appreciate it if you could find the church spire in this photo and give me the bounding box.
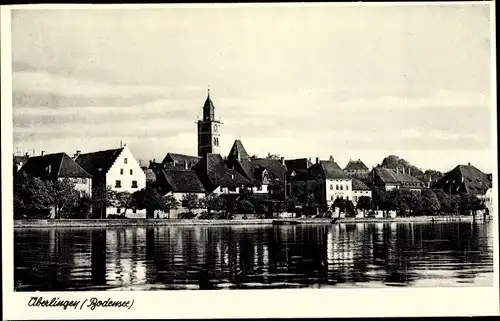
[203,87,215,121]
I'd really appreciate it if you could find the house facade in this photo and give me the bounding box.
[352,178,372,206]
[368,167,424,192]
[75,145,146,218]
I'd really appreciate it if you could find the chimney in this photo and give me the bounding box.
[280,157,285,165]
[74,150,81,159]
[315,157,319,164]
[41,150,45,156]
[408,168,411,176]
[396,167,399,174]
[25,152,29,158]
[468,162,471,166]
[402,167,405,175]
[184,160,189,169]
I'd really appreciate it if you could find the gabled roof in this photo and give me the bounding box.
[75,148,123,178]
[227,140,258,183]
[309,160,349,180]
[431,164,492,195]
[352,178,371,191]
[195,153,253,191]
[373,167,423,184]
[344,159,369,171]
[157,169,206,193]
[19,152,92,180]
[161,153,200,166]
[251,158,287,186]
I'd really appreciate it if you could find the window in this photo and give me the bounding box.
[130,169,133,175]
[346,196,349,201]
[228,187,236,192]
[346,185,349,190]
[354,196,358,203]
[214,137,219,146]
[132,180,138,188]
[124,158,128,164]
[330,184,333,190]
[115,180,122,188]
[132,209,137,214]
[117,208,121,213]
[257,185,262,191]
[340,185,343,190]
[336,185,339,190]
[120,168,124,175]
[331,195,334,200]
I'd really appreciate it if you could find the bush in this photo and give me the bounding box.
[107,214,126,219]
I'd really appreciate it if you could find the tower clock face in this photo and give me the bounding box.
[213,124,218,132]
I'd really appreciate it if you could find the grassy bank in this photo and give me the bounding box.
[13,215,486,229]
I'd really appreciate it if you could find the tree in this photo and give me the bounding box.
[356,196,373,217]
[469,194,485,216]
[372,187,392,216]
[46,179,80,219]
[223,196,238,219]
[332,197,345,218]
[133,187,167,218]
[162,194,180,219]
[110,191,134,217]
[344,200,356,217]
[182,193,200,215]
[13,173,52,218]
[201,193,225,218]
[93,185,116,219]
[433,189,451,214]
[421,189,440,215]
[69,193,93,219]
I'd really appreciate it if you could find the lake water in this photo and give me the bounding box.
[14,221,494,291]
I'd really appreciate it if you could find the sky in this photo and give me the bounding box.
[11,4,494,173]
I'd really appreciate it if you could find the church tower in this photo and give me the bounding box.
[197,89,222,157]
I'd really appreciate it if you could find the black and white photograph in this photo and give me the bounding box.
[1,2,498,319]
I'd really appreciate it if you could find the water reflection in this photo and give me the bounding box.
[14,221,494,291]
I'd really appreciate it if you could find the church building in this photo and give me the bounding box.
[197,89,222,157]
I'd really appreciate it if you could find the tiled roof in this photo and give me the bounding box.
[19,152,92,180]
[352,178,371,191]
[431,164,492,195]
[310,160,349,179]
[161,153,200,166]
[143,169,157,183]
[195,153,253,191]
[75,148,123,178]
[289,169,315,181]
[374,167,422,184]
[158,169,206,193]
[344,159,369,171]
[227,140,258,183]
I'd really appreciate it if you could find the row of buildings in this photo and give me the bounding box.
[14,91,494,218]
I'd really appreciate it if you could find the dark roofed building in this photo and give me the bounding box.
[20,152,92,181]
[352,178,370,191]
[162,153,200,170]
[143,169,157,184]
[227,140,256,182]
[309,160,350,180]
[285,158,313,179]
[251,158,287,187]
[75,148,124,178]
[344,159,370,178]
[19,152,93,197]
[368,167,424,192]
[195,153,253,193]
[352,178,372,206]
[156,169,206,194]
[431,164,492,196]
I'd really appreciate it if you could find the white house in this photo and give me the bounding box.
[75,144,146,218]
[308,158,353,206]
[351,178,372,206]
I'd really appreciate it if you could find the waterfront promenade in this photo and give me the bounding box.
[13,215,483,229]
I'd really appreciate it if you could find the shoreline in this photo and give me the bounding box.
[13,215,487,229]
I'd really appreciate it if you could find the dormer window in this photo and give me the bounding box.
[124,158,128,164]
